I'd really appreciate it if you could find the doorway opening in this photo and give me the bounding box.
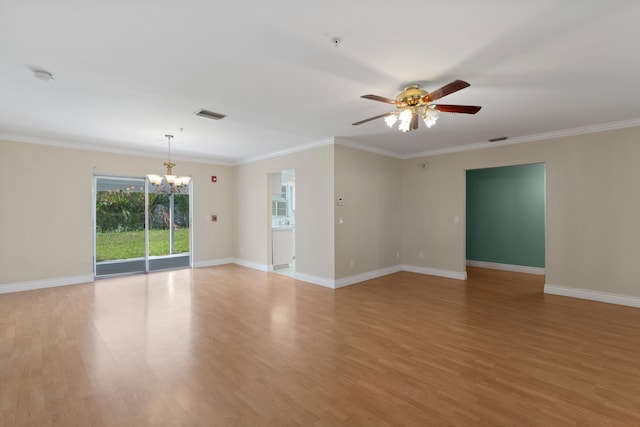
[465,163,545,276]
[94,175,192,278]
[269,170,295,277]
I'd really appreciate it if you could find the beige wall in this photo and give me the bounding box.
[0,140,234,286]
[4,125,640,298]
[334,144,402,279]
[402,126,640,297]
[233,144,335,280]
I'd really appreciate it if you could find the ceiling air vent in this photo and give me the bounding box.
[488,136,508,142]
[194,109,227,120]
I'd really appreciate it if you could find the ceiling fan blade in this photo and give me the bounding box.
[361,94,397,105]
[352,112,394,126]
[433,104,482,114]
[425,80,470,102]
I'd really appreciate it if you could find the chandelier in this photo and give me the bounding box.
[146,134,191,195]
[384,84,439,132]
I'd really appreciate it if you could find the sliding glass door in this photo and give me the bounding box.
[94,175,191,278]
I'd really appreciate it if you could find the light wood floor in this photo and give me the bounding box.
[2,266,640,426]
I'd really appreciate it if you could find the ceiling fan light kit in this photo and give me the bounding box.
[353,80,481,132]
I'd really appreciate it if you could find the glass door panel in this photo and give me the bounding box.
[147,187,190,272]
[94,177,146,277]
[173,193,190,255]
[148,191,171,257]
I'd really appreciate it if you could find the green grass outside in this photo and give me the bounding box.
[96,228,190,262]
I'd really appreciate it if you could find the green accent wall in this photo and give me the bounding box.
[466,163,545,268]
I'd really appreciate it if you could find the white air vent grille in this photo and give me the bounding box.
[488,136,508,142]
[194,109,226,120]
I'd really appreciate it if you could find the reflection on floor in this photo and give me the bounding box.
[273,260,294,277]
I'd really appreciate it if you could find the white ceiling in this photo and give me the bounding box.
[2,1,640,164]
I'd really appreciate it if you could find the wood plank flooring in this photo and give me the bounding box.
[1,266,640,426]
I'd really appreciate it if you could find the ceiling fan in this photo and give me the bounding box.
[352,80,481,132]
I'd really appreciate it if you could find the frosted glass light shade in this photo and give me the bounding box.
[175,176,191,186]
[423,108,439,128]
[384,114,398,128]
[147,174,163,185]
[398,109,412,132]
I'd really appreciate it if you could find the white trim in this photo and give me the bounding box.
[294,265,467,289]
[401,265,467,280]
[544,284,640,309]
[0,274,94,294]
[466,260,545,275]
[7,118,640,167]
[232,258,269,272]
[293,264,465,289]
[334,266,402,289]
[402,118,640,159]
[334,137,402,159]
[236,137,336,165]
[293,272,336,289]
[193,258,234,268]
[0,134,234,165]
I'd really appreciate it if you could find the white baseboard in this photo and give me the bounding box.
[216,259,466,287]
[467,260,545,275]
[293,272,336,289]
[232,258,269,272]
[228,259,337,289]
[334,266,402,289]
[5,268,636,313]
[0,274,95,294]
[401,265,467,280]
[294,265,461,290]
[544,284,640,308]
[193,258,234,268]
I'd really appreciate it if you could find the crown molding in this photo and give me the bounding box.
[402,118,640,159]
[333,137,402,159]
[0,134,235,166]
[235,137,336,165]
[5,117,640,167]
